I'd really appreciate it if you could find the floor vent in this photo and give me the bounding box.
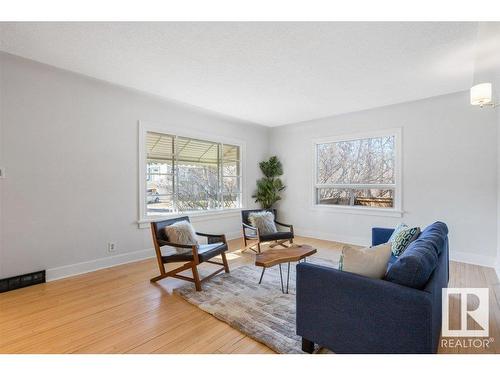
[0,270,46,293]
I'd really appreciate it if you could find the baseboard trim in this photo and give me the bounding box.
[449,251,497,269]
[46,229,243,282]
[46,248,155,282]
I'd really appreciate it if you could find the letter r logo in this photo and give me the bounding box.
[442,288,489,337]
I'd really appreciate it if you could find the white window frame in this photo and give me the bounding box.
[138,121,247,227]
[312,128,403,217]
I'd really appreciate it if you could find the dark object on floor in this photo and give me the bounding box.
[0,270,46,293]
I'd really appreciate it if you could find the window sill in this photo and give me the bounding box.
[137,208,243,229]
[312,204,404,218]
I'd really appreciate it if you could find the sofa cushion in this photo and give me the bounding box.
[387,254,399,267]
[385,237,439,289]
[417,221,448,256]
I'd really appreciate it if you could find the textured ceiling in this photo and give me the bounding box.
[0,22,487,126]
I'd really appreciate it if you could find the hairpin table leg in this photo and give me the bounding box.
[286,262,291,294]
[279,264,284,293]
[258,267,266,284]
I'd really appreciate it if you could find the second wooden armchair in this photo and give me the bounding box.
[241,209,294,253]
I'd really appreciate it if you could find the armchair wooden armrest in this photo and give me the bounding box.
[274,220,293,228]
[275,221,294,234]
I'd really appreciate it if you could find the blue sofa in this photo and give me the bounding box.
[296,221,449,354]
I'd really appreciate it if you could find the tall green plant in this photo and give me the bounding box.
[252,156,285,209]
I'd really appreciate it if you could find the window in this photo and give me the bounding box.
[314,130,400,211]
[144,130,242,216]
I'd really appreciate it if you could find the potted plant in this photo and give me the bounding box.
[252,156,286,211]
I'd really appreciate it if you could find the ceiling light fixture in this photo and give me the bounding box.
[470,82,498,108]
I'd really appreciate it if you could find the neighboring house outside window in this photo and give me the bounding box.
[140,126,242,219]
[313,129,401,214]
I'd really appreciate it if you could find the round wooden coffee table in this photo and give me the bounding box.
[254,244,317,294]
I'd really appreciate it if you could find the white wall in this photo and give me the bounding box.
[473,22,500,272]
[497,98,500,273]
[270,92,498,266]
[0,54,4,278]
[493,46,500,274]
[492,70,500,273]
[0,53,269,280]
[496,79,500,273]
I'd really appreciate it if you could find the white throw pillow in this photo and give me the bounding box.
[338,243,392,279]
[164,221,199,253]
[249,211,278,235]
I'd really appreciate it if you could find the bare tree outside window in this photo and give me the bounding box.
[145,132,241,215]
[315,135,396,208]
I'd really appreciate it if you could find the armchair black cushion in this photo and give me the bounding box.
[160,242,228,263]
[260,231,294,242]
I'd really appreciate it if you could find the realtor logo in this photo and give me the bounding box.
[442,288,489,337]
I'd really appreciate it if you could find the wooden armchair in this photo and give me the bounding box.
[241,209,294,253]
[150,216,229,291]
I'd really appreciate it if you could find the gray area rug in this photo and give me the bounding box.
[174,257,337,354]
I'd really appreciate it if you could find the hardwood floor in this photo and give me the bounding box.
[0,236,498,354]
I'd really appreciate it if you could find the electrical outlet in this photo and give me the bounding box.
[107,242,117,253]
